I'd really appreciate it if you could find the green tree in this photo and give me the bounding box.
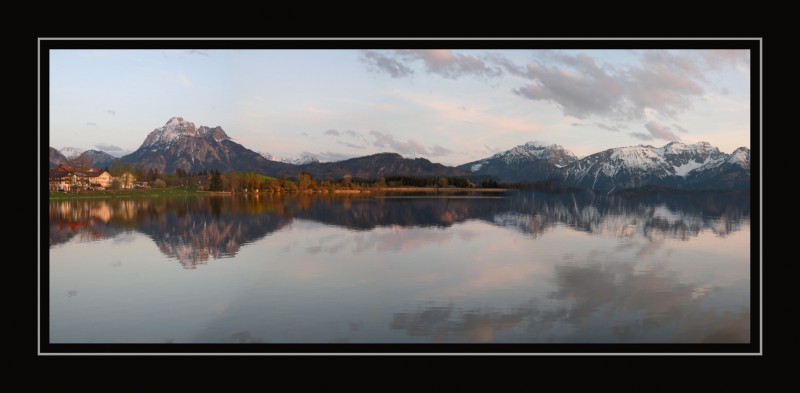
[154,179,166,189]
[209,170,223,191]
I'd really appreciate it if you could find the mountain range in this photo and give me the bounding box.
[49,117,751,192]
[49,147,116,169]
[459,142,578,182]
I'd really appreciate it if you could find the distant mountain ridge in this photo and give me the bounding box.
[116,117,463,178]
[459,142,578,182]
[79,150,116,168]
[49,147,67,168]
[50,117,750,191]
[49,147,116,169]
[302,152,466,179]
[561,142,750,192]
[59,146,85,159]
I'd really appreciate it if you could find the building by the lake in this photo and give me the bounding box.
[48,164,116,191]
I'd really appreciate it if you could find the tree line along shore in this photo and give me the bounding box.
[50,164,511,199]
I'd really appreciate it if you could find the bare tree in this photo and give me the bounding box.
[68,154,93,170]
[297,172,314,192]
[228,172,239,192]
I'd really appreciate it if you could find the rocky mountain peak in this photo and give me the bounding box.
[727,147,751,168]
[198,126,231,142]
[142,117,199,148]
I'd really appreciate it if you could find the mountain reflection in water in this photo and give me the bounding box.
[50,191,749,268]
[49,190,750,344]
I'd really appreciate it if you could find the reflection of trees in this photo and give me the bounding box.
[292,191,749,242]
[49,191,750,267]
[49,197,292,268]
[496,191,749,240]
[390,258,750,343]
[293,195,493,230]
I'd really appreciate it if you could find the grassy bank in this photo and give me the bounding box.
[49,186,508,200]
[49,188,201,200]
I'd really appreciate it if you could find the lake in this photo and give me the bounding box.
[48,190,751,344]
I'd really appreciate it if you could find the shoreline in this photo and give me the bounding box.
[48,186,508,199]
[376,187,507,192]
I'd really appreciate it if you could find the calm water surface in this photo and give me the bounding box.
[49,191,750,343]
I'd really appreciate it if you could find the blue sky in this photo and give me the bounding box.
[49,49,751,165]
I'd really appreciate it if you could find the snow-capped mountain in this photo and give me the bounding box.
[562,142,749,192]
[458,141,578,182]
[120,117,294,174]
[456,140,750,191]
[50,147,116,168]
[728,146,751,168]
[259,152,281,162]
[59,146,85,159]
[682,146,750,191]
[262,152,321,165]
[110,118,750,190]
[282,153,320,165]
[140,116,231,149]
[118,117,468,178]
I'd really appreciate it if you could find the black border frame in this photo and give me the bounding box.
[39,38,761,355]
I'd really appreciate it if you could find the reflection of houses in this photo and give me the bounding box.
[48,164,113,191]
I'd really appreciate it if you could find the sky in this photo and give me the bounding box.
[49,49,751,165]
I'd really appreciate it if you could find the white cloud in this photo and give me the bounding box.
[361,50,501,79]
[672,123,689,133]
[630,121,681,142]
[360,50,414,78]
[511,51,708,120]
[369,130,451,157]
